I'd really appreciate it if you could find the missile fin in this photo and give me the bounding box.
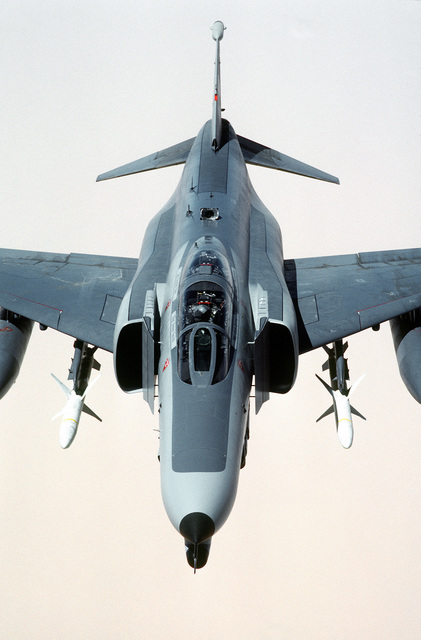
[81,374,101,400]
[315,373,334,395]
[350,405,366,421]
[51,373,71,398]
[322,345,333,357]
[348,373,366,397]
[316,405,335,422]
[82,403,102,422]
[52,408,65,421]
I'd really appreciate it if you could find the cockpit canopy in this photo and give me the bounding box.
[177,239,236,386]
[178,325,231,386]
[180,280,230,332]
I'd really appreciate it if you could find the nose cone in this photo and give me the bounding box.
[337,419,354,449]
[179,512,215,544]
[59,419,78,449]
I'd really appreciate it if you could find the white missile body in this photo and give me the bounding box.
[59,390,85,449]
[331,388,354,449]
[52,344,101,449]
[52,375,102,448]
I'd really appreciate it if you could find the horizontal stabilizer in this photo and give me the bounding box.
[238,135,339,184]
[97,137,195,182]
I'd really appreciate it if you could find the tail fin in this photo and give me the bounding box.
[97,21,338,185]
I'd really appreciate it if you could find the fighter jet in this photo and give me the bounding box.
[0,21,419,570]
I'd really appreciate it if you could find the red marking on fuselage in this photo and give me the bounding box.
[163,358,170,372]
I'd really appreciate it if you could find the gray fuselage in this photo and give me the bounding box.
[157,120,256,536]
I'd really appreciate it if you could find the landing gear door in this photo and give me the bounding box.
[142,285,157,413]
[254,318,270,414]
[142,316,155,412]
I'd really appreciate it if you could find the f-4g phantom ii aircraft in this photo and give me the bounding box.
[0,21,420,570]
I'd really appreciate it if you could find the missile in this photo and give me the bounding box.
[58,390,83,449]
[316,340,365,448]
[52,340,101,448]
[316,375,365,448]
[52,375,101,448]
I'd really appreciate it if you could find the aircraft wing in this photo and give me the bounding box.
[284,248,421,354]
[0,250,138,352]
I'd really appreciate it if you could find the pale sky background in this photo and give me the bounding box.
[1,1,420,639]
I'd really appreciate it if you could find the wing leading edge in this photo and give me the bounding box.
[285,248,421,354]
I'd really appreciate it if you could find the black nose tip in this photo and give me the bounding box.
[179,512,215,544]
[185,539,211,570]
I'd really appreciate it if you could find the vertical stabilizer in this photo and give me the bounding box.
[211,21,225,150]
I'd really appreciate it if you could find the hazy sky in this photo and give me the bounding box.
[1,2,420,639]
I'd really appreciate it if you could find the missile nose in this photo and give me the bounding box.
[338,419,354,449]
[59,419,78,449]
[179,512,215,544]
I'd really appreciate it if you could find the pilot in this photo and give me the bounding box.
[190,291,220,323]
